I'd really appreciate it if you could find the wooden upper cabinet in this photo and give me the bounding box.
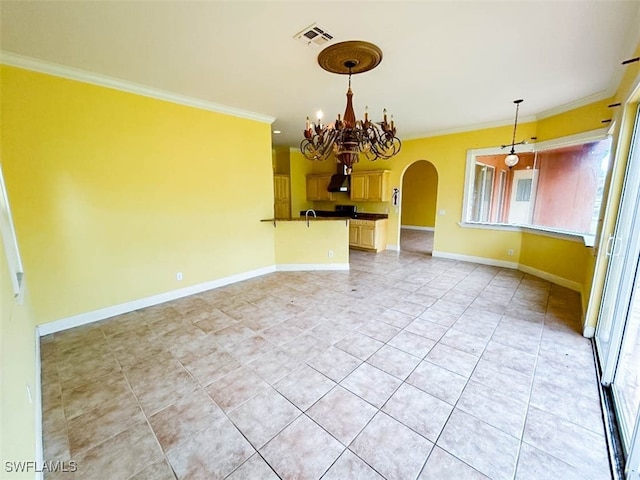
[350,170,390,202]
[306,174,334,201]
[350,174,367,201]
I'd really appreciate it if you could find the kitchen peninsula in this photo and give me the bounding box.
[300,206,389,253]
[260,215,350,270]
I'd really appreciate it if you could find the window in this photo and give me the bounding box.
[462,129,612,239]
[0,164,24,297]
[471,163,495,222]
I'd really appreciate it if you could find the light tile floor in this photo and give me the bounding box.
[400,228,434,255]
[40,250,611,479]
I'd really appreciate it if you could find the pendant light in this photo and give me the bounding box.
[504,99,524,168]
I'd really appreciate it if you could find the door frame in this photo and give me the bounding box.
[397,160,439,252]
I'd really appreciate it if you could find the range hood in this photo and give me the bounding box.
[327,164,351,192]
[327,174,350,192]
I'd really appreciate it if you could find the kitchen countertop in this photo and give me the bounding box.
[261,217,349,222]
[298,210,389,221]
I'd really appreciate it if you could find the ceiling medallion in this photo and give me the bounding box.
[301,41,401,171]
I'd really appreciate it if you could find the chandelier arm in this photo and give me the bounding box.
[370,133,401,160]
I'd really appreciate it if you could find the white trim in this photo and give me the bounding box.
[432,250,518,269]
[386,244,400,251]
[34,329,44,480]
[458,221,522,233]
[458,217,594,247]
[374,89,614,141]
[37,266,276,335]
[465,142,535,160]
[536,90,612,120]
[432,250,584,293]
[0,52,275,125]
[533,127,610,151]
[517,263,582,292]
[36,263,352,335]
[0,164,25,299]
[401,225,435,231]
[403,115,538,140]
[521,226,593,246]
[583,325,596,339]
[275,263,349,271]
[462,128,610,230]
[462,144,534,223]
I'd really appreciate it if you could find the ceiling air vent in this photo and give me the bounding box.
[294,23,334,47]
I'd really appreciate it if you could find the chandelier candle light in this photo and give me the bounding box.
[301,41,401,172]
[503,98,525,168]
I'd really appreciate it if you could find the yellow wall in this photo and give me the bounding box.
[273,220,349,266]
[0,232,37,479]
[401,160,438,228]
[519,233,591,287]
[1,65,276,324]
[536,98,612,141]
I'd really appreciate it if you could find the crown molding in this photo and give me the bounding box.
[402,115,538,141]
[535,90,613,120]
[404,89,616,142]
[0,52,276,124]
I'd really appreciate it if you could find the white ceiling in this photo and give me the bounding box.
[2,1,639,148]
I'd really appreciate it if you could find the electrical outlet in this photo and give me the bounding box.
[507,249,514,256]
[439,209,446,216]
[328,250,334,258]
[176,272,183,281]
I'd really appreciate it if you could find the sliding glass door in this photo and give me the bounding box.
[595,104,640,479]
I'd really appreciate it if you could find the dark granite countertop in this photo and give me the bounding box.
[299,210,388,221]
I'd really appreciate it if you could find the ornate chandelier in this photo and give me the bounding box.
[300,41,401,171]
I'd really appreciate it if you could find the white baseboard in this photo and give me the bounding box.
[583,325,596,338]
[432,250,519,269]
[517,264,582,293]
[431,252,582,293]
[386,244,400,251]
[37,265,276,336]
[275,263,349,271]
[401,225,435,231]
[36,263,350,336]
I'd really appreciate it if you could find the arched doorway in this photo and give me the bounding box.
[399,160,438,254]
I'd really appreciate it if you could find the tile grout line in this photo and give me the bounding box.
[415,270,507,478]
[42,252,597,480]
[511,283,550,480]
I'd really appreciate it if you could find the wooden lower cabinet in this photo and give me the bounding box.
[349,219,387,252]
